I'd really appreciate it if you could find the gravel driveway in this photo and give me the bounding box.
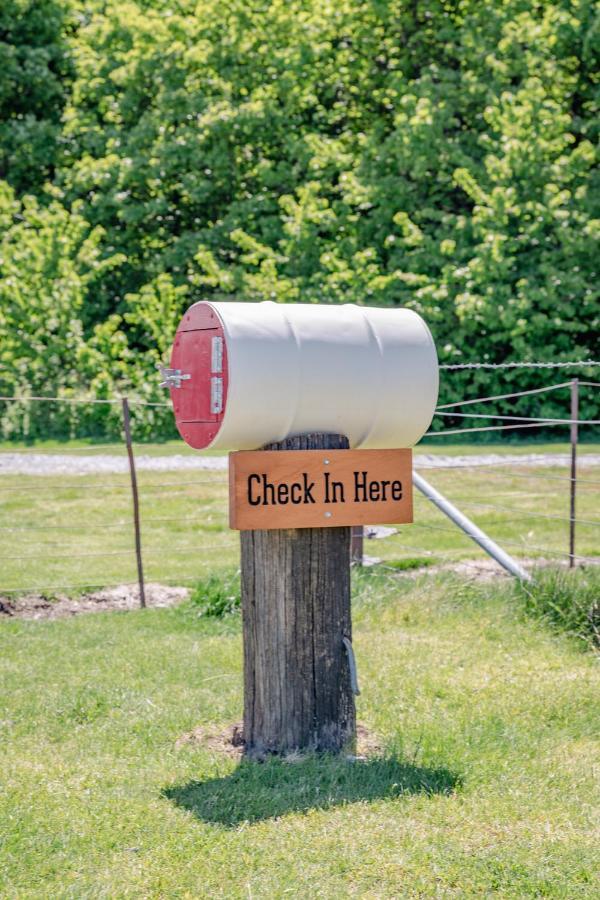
[0,451,598,477]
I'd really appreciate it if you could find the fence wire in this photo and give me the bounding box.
[439,360,600,369]
[0,376,598,599]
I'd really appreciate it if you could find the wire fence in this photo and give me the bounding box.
[0,369,599,602]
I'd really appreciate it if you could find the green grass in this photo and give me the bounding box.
[1,438,598,457]
[189,569,241,617]
[514,566,600,644]
[1,441,598,593]
[1,573,599,897]
[0,466,236,593]
[0,437,225,457]
[416,439,600,456]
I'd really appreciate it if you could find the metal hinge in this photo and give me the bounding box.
[158,366,191,389]
[211,376,223,414]
[211,336,223,373]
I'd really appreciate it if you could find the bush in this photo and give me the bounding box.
[189,570,241,618]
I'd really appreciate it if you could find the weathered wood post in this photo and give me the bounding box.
[162,299,437,758]
[240,433,355,758]
[350,526,364,566]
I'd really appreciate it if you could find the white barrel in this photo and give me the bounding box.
[169,300,438,450]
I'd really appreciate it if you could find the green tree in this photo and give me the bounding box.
[0,0,76,192]
[1,1,599,439]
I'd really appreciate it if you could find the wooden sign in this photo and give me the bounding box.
[229,448,412,530]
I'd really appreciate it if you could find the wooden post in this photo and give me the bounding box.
[122,397,146,608]
[351,526,364,566]
[569,378,578,569]
[240,433,355,758]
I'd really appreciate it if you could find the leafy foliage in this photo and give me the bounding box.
[0,0,75,192]
[1,0,599,438]
[189,569,241,617]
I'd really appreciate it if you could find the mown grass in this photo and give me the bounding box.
[0,441,598,593]
[0,465,236,593]
[1,572,598,897]
[1,437,598,456]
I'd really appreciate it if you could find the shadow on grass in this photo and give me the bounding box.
[163,754,461,827]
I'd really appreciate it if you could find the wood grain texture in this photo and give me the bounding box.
[241,433,355,758]
[230,447,413,529]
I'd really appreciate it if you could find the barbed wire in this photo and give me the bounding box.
[139,486,227,499]
[1,534,232,550]
[0,478,227,494]
[0,580,141,595]
[0,514,227,533]
[0,543,237,562]
[0,573,220,596]
[450,500,600,528]
[409,521,599,563]
[1,375,598,596]
[440,360,600,370]
[377,541,466,557]
[433,411,600,425]
[415,463,600,486]
[425,421,570,437]
[0,365,597,411]
[376,558,494,576]
[0,444,129,455]
[127,544,238,557]
[0,395,169,408]
[0,548,137,561]
[436,381,573,409]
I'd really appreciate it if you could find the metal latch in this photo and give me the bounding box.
[158,365,191,389]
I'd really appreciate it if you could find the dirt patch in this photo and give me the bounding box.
[176,722,246,757]
[354,723,385,757]
[0,582,188,620]
[175,722,384,759]
[424,558,514,582]
[3,557,596,621]
[392,556,600,583]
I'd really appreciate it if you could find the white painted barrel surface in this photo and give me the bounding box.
[169,300,438,450]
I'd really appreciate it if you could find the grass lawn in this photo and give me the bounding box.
[1,572,598,897]
[0,442,598,594]
[0,438,224,457]
[1,437,599,457]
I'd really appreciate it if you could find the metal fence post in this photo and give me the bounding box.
[569,378,579,568]
[413,471,531,581]
[122,397,146,607]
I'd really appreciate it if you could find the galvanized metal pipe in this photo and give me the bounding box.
[412,471,531,582]
[569,378,578,568]
[342,637,361,695]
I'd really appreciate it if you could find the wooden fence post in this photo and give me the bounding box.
[122,397,146,608]
[240,433,355,758]
[569,378,578,568]
[351,526,364,566]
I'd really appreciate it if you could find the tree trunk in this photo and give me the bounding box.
[241,433,355,758]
